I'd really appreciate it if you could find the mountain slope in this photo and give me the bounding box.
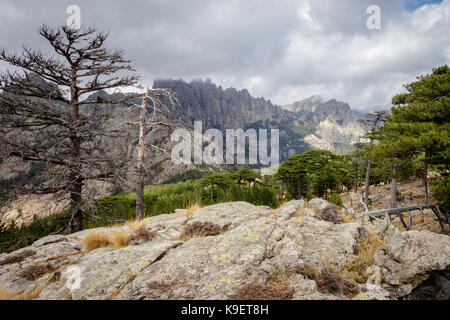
[281,96,365,153]
[153,79,311,160]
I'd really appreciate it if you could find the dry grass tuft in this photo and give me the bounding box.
[270,202,287,219]
[43,251,82,263]
[0,250,36,266]
[82,226,159,252]
[178,221,230,242]
[316,268,343,294]
[123,218,152,230]
[0,283,49,300]
[295,263,358,298]
[126,226,157,245]
[82,231,112,252]
[186,202,202,220]
[233,276,294,300]
[110,231,133,250]
[341,213,356,223]
[0,288,18,300]
[16,283,49,300]
[295,263,319,280]
[340,231,386,284]
[19,263,56,280]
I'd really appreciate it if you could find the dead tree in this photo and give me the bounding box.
[358,111,387,207]
[352,142,365,193]
[390,163,399,209]
[0,25,139,232]
[125,88,179,220]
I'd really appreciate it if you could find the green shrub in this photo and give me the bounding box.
[1,172,286,252]
[330,192,344,209]
[432,176,450,213]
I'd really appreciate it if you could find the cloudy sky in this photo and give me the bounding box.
[0,0,449,111]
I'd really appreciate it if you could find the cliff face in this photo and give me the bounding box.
[155,80,366,154]
[282,95,365,153]
[153,79,311,159]
[153,79,295,130]
[304,117,366,153]
[282,95,358,124]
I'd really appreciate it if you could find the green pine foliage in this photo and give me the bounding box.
[330,192,344,209]
[375,65,449,209]
[277,150,353,200]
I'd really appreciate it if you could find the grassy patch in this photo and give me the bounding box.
[0,287,17,300]
[19,263,56,280]
[82,231,113,252]
[0,283,49,300]
[0,249,36,266]
[82,226,158,252]
[295,263,358,298]
[126,226,157,245]
[186,202,202,220]
[178,222,230,242]
[233,276,294,300]
[340,231,386,284]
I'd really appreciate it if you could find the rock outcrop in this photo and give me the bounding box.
[0,200,448,300]
[375,229,450,299]
[281,96,366,153]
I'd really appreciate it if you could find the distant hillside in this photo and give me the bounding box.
[281,95,365,153]
[282,95,359,125]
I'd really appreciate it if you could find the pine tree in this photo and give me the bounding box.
[384,65,449,204]
[0,25,139,232]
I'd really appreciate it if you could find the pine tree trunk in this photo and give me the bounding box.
[390,166,398,209]
[69,67,83,232]
[354,165,358,193]
[297,180,302,200]
[210,185,214,202]
[423,158,428,205]
[70,178,83,233]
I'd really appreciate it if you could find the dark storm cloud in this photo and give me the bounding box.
[0,0,449,111]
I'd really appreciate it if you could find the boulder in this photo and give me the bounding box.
[318,204,342,224]
[375,230,450,299]
[275,200,305,222]
[308,198,330,211]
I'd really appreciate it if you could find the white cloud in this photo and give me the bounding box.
[0,0,448,111]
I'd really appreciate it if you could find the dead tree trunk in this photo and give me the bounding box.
[359,111,386,207]
[297,179,302,200]
[364,158,372,206]
[390,165,398,209]
[136,95,148,220]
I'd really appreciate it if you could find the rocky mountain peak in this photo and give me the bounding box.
[283,96,356,125]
